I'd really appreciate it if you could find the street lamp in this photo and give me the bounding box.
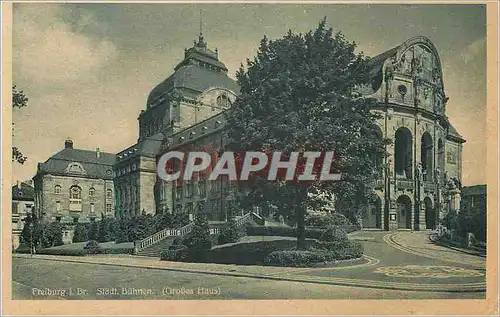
[29,222,34,257]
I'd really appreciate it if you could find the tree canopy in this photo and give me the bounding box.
[224,19,385,248]
[12,85,28,164]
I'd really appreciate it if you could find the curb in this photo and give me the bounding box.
[429,234,486,258]
[13,254,485,293]
[385,232,485,268]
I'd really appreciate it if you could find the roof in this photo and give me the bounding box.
[12,182,35,201]
[36,148,116,180]
[147,36,239,105]
[365,36,444,91]
[147,65,239,105]
[117,132,164,161]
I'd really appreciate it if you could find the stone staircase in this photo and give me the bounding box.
[133,212,259,258]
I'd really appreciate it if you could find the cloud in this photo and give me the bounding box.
[13,5,117,87]
[460,37,486,64]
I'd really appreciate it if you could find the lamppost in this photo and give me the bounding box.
[29,222,34,258]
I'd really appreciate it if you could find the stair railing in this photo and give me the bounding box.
[134,212,258,254]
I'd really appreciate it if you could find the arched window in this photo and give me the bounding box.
[394,127,413,179]
[421,133,433,181]
[106,189,112,199]
[89,187,95,197]
[54,185,61,194]
[216,94,230,108]
[70,186,82,202]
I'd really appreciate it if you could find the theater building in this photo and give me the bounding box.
[33,34,465,232]
[153,36,465,230]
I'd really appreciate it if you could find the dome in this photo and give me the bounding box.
[147,34,239,105]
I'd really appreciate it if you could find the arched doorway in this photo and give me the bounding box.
[363,197,382,229]
[397,195,412,229]
[395,128,413,179]
[424,197,436,230]
[421,133,433,181]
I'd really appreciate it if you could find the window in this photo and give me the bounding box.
[56,201,61,212]
[186,202,194,215]
[89,187,95,197]
[471,196,475,208]
[106,204,112,214]
[70,186,82,200]
[54,185,61,194]
[216,94,231,108]
[90,203,95,214]
[185,182,193,198]
[199,180,206,198]
[106,189,113,199]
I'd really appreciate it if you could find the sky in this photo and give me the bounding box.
[11,3,487,186]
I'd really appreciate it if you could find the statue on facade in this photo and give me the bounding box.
[416,162,423,183]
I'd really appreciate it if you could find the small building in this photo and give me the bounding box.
[33,139,116,243]
[461,185,487,213]
[12,181,35,250]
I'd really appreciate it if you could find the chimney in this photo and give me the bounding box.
[96,148,101,158]
[65,139,73,149]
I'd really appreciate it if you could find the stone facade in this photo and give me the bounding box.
[358,36,465,230]
[33,140,116,230]
[32,35,465,234]
[12,181,34,250]
[154,36,466,231]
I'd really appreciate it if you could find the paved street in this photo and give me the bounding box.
[12,231,486,299]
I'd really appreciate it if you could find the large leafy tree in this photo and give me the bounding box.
[225,19,385,249]
[12,85,28,164]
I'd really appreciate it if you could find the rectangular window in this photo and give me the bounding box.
[90,203,95,214]
[12,202,18,214]
[199,180,206,198]
[56,201,61,212]
[106,203,112,214]
[186,202,193,214]
[185,182,193,198]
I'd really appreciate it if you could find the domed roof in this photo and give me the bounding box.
[147,34,239,105]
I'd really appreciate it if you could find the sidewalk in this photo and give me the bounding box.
[388,231,486,268]
[13,253,485,293]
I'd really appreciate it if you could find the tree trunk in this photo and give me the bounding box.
[296,204,306,250]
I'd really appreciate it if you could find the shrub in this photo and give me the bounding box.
[88,222,98,241]
[209,239,315,265]
[153,211,173,232]
[305,213,351,227]
[83,240,102,254]
[265,241,363,267]
[217,218,245,245]
[97,214,112,243]
[37,248,86,256]
[72,223,88,243]
[265,250,325,267]
[319,226,348,242]
[182,211,212,262]
[313,240,364,259]
[161,245,188,261]
[246,225,357,238]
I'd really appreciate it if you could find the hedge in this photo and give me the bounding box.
[36,248,86,256]
[207,239,315,265]
[246,225,358,238]
[265,241,363,267]
[161,245,188,261]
